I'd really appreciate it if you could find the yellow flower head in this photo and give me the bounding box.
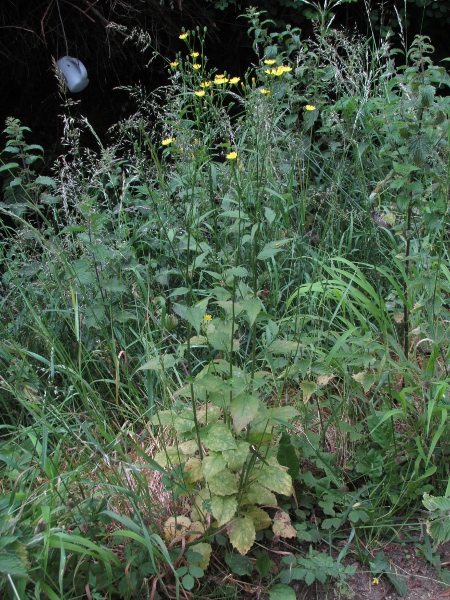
[203,314,213,322]
[162,138,175,146]
[229,76,240,84]
[170,61,179,68]
[179,32,188,40]
[226,151,237,160]
[192,63,201,70]
[266,65,292,76]
[190,52,199,57]
[264,59,276,65]
[200,81,212,88]
[305,104,316,111]
[260,88,270,95]
[214,76,229,85]
[372,578,379,585]
[195,90,206,97]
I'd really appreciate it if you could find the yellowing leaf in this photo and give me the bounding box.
[163,516,191,541]
[202,424,237,452]
[273,511,297,538]
[257,463,292,496]
[230,394,261,433]
[222,441,250,470]
[187,521,205,542]
[189,542,212,570]
[228,516,256,555]
[208,470,238,496]
[317,373,334,386]
[154,446,183,468]
[184,457,204,483]
[210,495,238,526]
[202,453,227,481]
[246,506,272,530]
[178,440,198,455]
[245,483,277,506]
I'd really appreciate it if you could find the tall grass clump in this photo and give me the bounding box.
[1,6,450,598]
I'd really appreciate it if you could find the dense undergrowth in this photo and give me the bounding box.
[1,5,450,599]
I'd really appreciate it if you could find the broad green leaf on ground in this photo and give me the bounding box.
[352,371,376,393]
[269,584,296,600]
[231,394,260,433]
[201,424,237,452]
[189,543,212,570]
[257,463,292,496]
[228,516,256,555]
[273,511,297,538]
[208,470,238,496]
[210,495,238,526]
[202,453,227,481]
[246,506,272,530]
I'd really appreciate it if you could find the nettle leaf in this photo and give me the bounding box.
[419,83,435,107]
[407,132,433,166]
[210,495,237,526]
[230,394,260,433]
[35,175,57,188]
[228,516,256,555]
[202,424,237,452]
[246,506,272,530]
[352,371,376,393]
[0,548,29,577]
[258,462,293,496]
[208,470,238,496]
[300,381,318,403]
[257,238,292,261]
[202,453,227,481]
[273,511,297,539]
[222,441,250,470]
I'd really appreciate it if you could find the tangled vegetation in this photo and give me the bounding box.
[1,4,450,599]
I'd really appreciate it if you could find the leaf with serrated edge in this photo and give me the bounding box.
[202,424,237,452]
[246,506,272,530]
[154,446,183,468]
[273,511,297,538]
[222,441,250,470]
[202,453,227,481]
[208,470,238,496]
[231,394,260,433]
[210,496,238,526]
[228,517,256,555]
[352,372,376,393]
[244,483,277,506]
[178,440,198,455]
[257,463,292,496]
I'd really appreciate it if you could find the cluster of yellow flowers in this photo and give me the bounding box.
[161,138,176,146]
[265,65,292,76]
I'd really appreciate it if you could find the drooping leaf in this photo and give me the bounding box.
[257,238,292,261]
[241,298,263,326]
[352,371,376,393]
[228,516,256,555]
[300,381,318,403]
[184,458,204,483]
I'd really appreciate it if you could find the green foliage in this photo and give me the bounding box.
[0,7,450,599]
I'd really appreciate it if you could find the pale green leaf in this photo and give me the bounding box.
[245,483,277,506]
[208,470,238,496]
[154,446,183,468]
[257,239,292,261]
[246,506,272,530]
[202,424,237,452]
[352,372,376,393]
[269,584,296,600]
[300,381,318,403]
[257,463,292,496]
[228,517,256,555]
[189,543,212,570]
[222,441,250,470]
[138,354,178,371]
[202,453,227,481]
[210,495,237,526]
[184,457,204,483]
[230,394,261,433]
[241,298,263,327]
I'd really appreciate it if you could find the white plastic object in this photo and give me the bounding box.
[56,56,89,93]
